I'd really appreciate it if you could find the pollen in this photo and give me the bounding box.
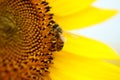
[0,0,64,80]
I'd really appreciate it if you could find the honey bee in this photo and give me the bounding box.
[52,24,64,51]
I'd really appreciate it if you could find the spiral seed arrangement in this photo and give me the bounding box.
[0,0,64,80]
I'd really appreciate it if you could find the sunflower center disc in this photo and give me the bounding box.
[0,13,17,46]
[0,0,64,80]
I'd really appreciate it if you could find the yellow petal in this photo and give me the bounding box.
[47,0,95,16]
[62,32,120,59]
[54,7,117,30]
[107,60,120,67]
[50,51,120,80]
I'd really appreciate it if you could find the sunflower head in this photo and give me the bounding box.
[0,0,64,79]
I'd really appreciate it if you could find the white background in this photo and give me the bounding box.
[71,0,120,53]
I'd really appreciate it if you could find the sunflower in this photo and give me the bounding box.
[0,0,120,80]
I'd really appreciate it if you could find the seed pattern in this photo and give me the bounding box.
[0,0,64,80]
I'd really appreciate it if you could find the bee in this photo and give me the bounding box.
[52,24,64,51]
[53,24,62,33]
